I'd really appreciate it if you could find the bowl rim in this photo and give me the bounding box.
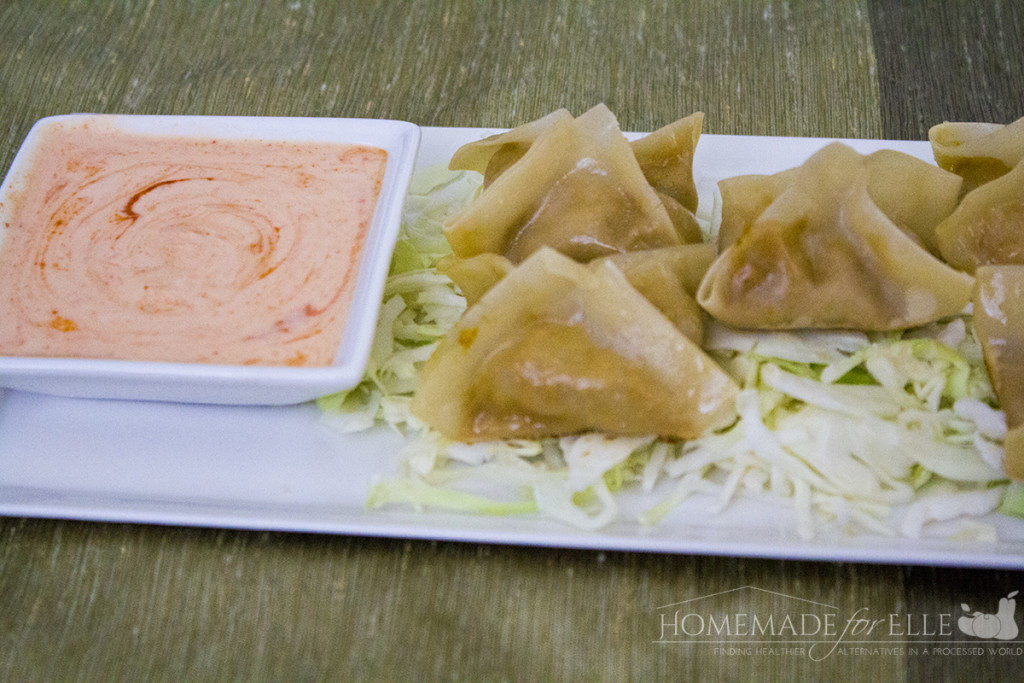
[0,113,421,404]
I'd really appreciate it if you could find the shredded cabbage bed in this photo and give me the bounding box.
[318,167,1019,541]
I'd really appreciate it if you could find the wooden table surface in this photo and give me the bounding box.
[1,1,1022,678]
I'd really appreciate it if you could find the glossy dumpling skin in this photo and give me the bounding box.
[629,112,704,213]
[599,243,715,299]
[698,143,974,331]
[717,149,961,255]
[444,105,681,263]
[934,159,1024,273]
[449,107,703,210]
[448,105,704,245]
[437,253,514,306]
[412,248,738,442]
[630,111,706,243]
[596,244,715,343]
[448,109,574,188]
[929,116,1024,192]
[973,266,1024,478]
[717,168,798,251]
[863,150,963,254]
[440,244,715,343]
[653,190,703,244]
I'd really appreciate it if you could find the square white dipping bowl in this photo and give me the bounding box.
[0,114,420,405]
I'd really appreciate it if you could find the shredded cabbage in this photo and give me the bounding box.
[368,477,537,516]
[999,482,1024,519]
[316,167,478,431]
[320,166,1016,541]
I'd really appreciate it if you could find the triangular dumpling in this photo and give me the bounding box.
[929,116,1024,193]
[698,143,974,331]
[448,105,705,248]
[974,266,1024,478]
[444,105,681,263]
[450,107,703,209]
[413,248,738,442]
[935,159,1024,273]
[717,149,961,255]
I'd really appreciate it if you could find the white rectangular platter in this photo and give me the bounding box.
[2,125,1023,568]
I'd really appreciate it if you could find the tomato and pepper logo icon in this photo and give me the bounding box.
[957,591,1019,640]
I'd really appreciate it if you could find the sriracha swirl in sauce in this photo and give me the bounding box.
[0,119,387,366]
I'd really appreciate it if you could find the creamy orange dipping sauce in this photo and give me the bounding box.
[0,119,387,366]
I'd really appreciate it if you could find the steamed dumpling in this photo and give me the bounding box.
[449,107,703,210]
[934,159,1024,273]
[929,116,1024,192]
[444,105,681,263]
[698,143,974,331]
[448,105,704,247]
[973,266,1024,478]
[717,149,961,255]
[440,244,715,343]
[412,248,738,442]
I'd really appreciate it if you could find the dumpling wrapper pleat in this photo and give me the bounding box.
[444,104,681,263]
[935,159,1024,273]
[449,107,704,214]
[716,149,961,255]
[447,105,705,258]
[929,116,1024,193]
